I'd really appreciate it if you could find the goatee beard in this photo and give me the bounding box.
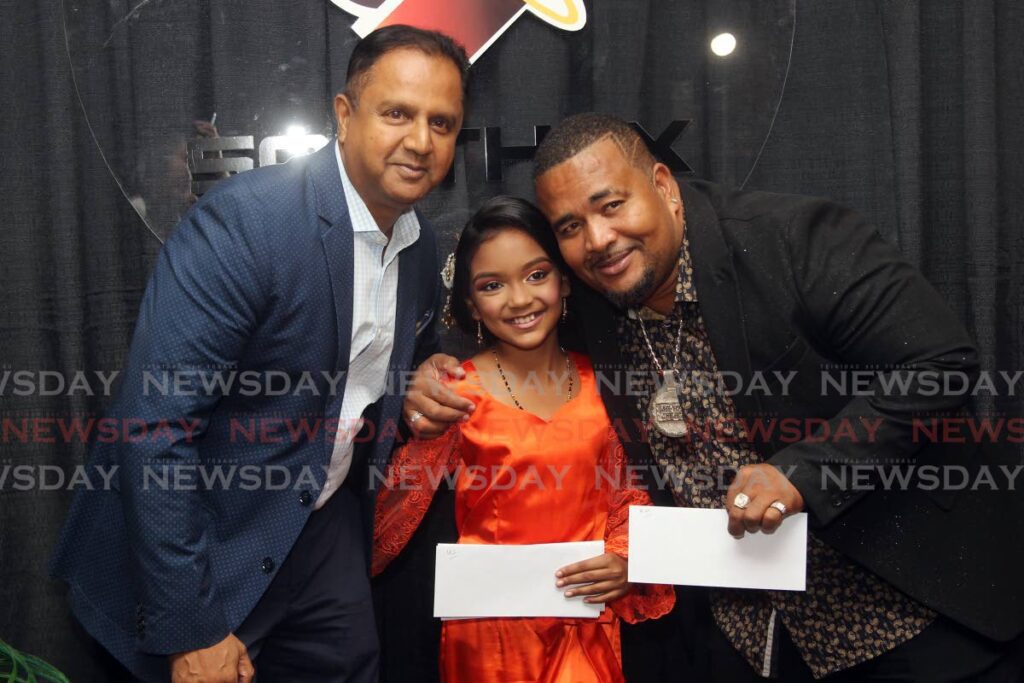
[603,265,656,310]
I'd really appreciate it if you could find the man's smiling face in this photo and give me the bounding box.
[335,47,463,228]
[535,136,682,309]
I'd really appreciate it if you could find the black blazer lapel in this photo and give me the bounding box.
[682,181,764,422]
[572,284,676,505]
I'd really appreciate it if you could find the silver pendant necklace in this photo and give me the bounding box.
[635,313,689,438]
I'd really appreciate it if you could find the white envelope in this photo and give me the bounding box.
[627,506,807,591]
[433,541,606,619]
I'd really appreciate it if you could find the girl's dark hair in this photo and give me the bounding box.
[449,196,571,345]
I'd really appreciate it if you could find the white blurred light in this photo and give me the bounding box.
[710,33,737,57]
[284,125,312,159]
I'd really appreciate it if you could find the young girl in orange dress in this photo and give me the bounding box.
[372,196,674,683]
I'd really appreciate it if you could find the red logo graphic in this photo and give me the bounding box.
[331,0,587,63]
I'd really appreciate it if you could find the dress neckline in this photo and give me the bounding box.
[463,351,590,425]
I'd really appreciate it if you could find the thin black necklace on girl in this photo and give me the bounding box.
[491,347,573,410]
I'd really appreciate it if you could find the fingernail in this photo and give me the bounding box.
[556,580,564,587]
[565,591,574,598]
[555,570,563,578]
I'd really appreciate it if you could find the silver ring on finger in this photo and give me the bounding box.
[733,492,750,510]
[409,410,424,424]
[768,500,787,516]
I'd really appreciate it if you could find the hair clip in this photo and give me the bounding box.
[441,252,456,290]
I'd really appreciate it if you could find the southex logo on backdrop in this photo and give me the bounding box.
[330,0,587,62]
[188,120,691,196]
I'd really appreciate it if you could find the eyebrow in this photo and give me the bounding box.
[550,187,627,231]
[472,256,552,283]
[376,100,458,121]
[589,187,623,203]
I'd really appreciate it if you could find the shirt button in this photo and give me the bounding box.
[830,494,844,508]
[261,557,276,574]
[299,490,313,506]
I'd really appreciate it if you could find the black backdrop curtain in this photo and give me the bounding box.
[1,1,1021,679]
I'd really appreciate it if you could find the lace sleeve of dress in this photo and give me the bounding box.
[600,426,676,623]
[372,427,462,576]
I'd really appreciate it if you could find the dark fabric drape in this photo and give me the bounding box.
[1,0,1021,679]
[877,0,1024,422]
[1,2,164,678]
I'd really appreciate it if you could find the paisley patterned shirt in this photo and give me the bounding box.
[615,236,935,678]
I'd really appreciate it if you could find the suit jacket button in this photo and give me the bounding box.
[261,557,276,574]
[299,491,313,506]
[831,494,844,508]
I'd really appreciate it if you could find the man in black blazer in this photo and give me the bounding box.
[406,113,1024,681]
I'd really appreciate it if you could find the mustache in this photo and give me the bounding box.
[585,248,633,269]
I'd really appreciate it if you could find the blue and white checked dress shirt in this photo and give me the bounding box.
[315,141,421,508]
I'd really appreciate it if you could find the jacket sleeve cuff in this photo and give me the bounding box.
[136,602,230,656]
[768,446,870,528]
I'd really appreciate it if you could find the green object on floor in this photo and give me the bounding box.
[0,639,70,683]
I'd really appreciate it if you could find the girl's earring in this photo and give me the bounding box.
[476,320,484,346]
[441,294,454,328]
[561,298,568,322]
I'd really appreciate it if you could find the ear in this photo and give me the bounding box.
[334,93,355,144]
[466,298,481,321]
[651,162,680,204]
[651,162,684,219]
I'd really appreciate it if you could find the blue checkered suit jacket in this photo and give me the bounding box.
[50,142,442,680]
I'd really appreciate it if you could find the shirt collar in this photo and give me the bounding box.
[335,140,420,245]
[674,233,698,304]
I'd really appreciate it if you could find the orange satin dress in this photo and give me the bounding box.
[374,353,674,683]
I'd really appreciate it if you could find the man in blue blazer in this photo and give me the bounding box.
[51,25,467,683]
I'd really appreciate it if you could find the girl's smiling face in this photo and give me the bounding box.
[467,228,569,350]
